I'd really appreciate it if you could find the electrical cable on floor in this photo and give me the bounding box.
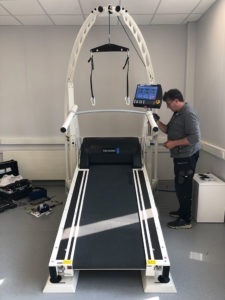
[156,188,176,192]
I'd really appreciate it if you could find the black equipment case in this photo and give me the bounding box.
[0,160,19,178]
[0,160,32,200]
[0,179,32,201]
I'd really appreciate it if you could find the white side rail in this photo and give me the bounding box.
[61,105,78,133]
[146,111,158,132]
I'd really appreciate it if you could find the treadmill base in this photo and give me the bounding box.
[141,271,177,293]
[43,271,79,293]
[43,270,176,294]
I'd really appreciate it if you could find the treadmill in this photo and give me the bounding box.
[47,137,173,293]
[44,5,176,293]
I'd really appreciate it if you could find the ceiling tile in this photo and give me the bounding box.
[51,15,84,26]
[152,14,188,25]
[121,0,160,14]
[0,0,44,15]
[157,0,200,14]
[132,15,152,25]
[39,0,82,15]
[193,0,216,13]
[0,0,218,25]
[91,14,119,25]
[0,5,9,15]
[0,15,20,25]
[18,15,53,25]
[80,0,120,14]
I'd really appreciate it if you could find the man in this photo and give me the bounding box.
[154,89,201,229]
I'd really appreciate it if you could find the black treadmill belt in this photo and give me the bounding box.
[74,165,146,269]
[74,224,145,269]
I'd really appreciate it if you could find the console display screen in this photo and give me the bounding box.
[135,85,158,101]
[133,84,162,109]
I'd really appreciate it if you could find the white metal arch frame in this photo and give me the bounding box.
[66,5,155,103]
[63,5,158,185]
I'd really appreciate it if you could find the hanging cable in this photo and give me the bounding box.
[87,8,133,107]
[108,9,111,44]
[123,53,130,105]
[117,16,146,67]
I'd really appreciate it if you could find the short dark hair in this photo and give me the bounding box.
[163,89,184,102]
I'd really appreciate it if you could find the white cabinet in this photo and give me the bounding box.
[193,173,225,223]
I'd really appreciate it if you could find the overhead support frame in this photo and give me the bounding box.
[63,5,157,185]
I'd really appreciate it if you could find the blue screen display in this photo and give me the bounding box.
[135,85,158,101]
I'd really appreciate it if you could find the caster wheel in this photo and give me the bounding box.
[158,275,170,283]
[50,275,62,283]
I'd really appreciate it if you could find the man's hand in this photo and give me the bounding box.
[163,140,177,149]
[153,113,160,121]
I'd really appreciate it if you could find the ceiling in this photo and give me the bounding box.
[0,0,217,26]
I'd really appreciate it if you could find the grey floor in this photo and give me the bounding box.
[0,180,225,300]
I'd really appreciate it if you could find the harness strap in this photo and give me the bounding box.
[88,54,95,105]
[123,54,130,104]
[88,52,130,106]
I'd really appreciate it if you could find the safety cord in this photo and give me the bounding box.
[123,53,130,105]
[117,16,145,67]
[108,9,111,44]
[88,54,95,106]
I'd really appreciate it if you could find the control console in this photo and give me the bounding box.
[133,84,162,109]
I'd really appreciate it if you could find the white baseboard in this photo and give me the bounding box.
[201,140,225,160]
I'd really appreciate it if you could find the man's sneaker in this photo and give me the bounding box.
[167,218,192,229]
[169,210,180,218]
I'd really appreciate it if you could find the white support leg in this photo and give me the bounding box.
[141,271,177,293]
[43,271,79,293]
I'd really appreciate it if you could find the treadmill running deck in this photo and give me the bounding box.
[54,164,163,270]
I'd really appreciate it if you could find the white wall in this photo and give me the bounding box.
[195,0,225,180]
[1,11,224,181]
[1,11,225,181]
[0,26,76,138]
[0,24,187,179]
[0,25,187,138]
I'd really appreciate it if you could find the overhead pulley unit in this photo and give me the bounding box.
[88,5,130,106]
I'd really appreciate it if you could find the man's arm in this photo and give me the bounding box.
[164,137,190,150]
[156,120,168,134]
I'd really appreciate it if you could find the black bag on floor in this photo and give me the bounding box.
[0,179,32,201]
[0,198,17,213]
[0,160,19,178]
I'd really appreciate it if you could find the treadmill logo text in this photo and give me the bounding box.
[102,148,120,154]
